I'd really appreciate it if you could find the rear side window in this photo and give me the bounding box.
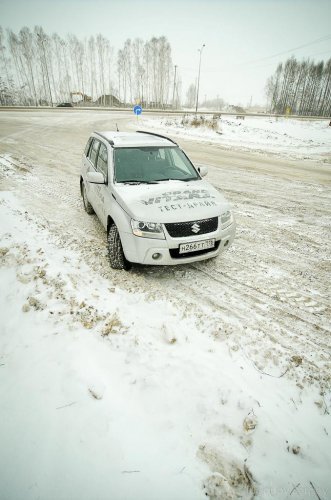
[96,143,108,179]
[88,139,100,167]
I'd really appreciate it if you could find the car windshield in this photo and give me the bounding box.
[114,147,199,183]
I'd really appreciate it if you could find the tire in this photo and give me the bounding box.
[107,224,131,270]
[82,181,95,215]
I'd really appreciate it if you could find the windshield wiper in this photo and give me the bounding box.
[119,180,159,185]
[153,177,198,182]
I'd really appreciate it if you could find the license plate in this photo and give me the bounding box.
[179,238,215,254]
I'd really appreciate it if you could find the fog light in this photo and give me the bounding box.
[152,253,161,260]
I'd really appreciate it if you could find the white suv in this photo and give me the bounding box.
[80,131,235,270]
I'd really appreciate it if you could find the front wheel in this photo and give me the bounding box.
[107,224,131,270]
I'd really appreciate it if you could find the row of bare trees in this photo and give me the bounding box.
[0,26,178,107]
[118,36,179,107]
[266,56,331,116]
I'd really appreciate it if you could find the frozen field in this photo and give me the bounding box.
[141,114,331,162]
[0,110,330,500]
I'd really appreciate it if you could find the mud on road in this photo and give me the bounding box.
[1,110,330,392]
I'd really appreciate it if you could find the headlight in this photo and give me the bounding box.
[221,210,233,228]
[131,219,165,239]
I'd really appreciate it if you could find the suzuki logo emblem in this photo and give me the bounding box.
[191,223,201,233]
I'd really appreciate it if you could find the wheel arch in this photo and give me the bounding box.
[106,201,132,236]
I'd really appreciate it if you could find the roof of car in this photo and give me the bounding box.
[93,131,177,148]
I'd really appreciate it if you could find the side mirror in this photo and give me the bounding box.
[87,171,105,184]
[198,165,208,177]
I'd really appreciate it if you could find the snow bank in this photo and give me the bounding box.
[139,115,331,161]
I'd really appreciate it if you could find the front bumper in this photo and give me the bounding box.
[121,220,236,266]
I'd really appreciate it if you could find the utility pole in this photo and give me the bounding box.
[172,65,177,109]
[37,32,53,107]
[195,44,205,113]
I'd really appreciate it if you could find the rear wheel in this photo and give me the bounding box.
[107,224,131,270]
[82,181,94,215]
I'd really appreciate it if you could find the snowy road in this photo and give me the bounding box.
[0,110,330,499]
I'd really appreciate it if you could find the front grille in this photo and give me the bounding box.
[165,217,218,238]
[169,240,221,259]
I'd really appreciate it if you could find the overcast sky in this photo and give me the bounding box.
[1,0,330,105]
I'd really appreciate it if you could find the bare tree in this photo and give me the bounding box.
[0,31,15,106]
[7,30,29,103]
[132,38,144,102]
[186,83,197,108]
[0,27,11,90]
[88,36,97,100]
[19,27,38,105]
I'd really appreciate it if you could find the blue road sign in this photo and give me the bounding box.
[134,105,142,115]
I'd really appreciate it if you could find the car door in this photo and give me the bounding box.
[92,141,109,226]
[84,138,101,211]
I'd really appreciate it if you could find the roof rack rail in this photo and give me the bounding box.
[94,131,114,146]
[136,130,178,146]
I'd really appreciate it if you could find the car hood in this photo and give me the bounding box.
[114,179,230,223]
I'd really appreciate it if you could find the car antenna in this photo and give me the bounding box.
[116,123,119,132]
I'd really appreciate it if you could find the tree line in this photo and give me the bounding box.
[0,26,179,107]
[266,56,331,117]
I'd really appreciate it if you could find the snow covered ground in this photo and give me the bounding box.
[0,110,330,500]
[140,114,331,162]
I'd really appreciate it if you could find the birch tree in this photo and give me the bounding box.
[19,27,38,105]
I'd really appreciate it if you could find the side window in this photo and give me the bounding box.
[96,143,108,179]
[88,139,100,167]
[84,137,92,156]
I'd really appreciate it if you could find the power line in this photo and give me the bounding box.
[179,44,331,75]
[239,34,331,66]
[177,35,331,82]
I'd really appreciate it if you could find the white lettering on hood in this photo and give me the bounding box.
[140,189,215,206]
